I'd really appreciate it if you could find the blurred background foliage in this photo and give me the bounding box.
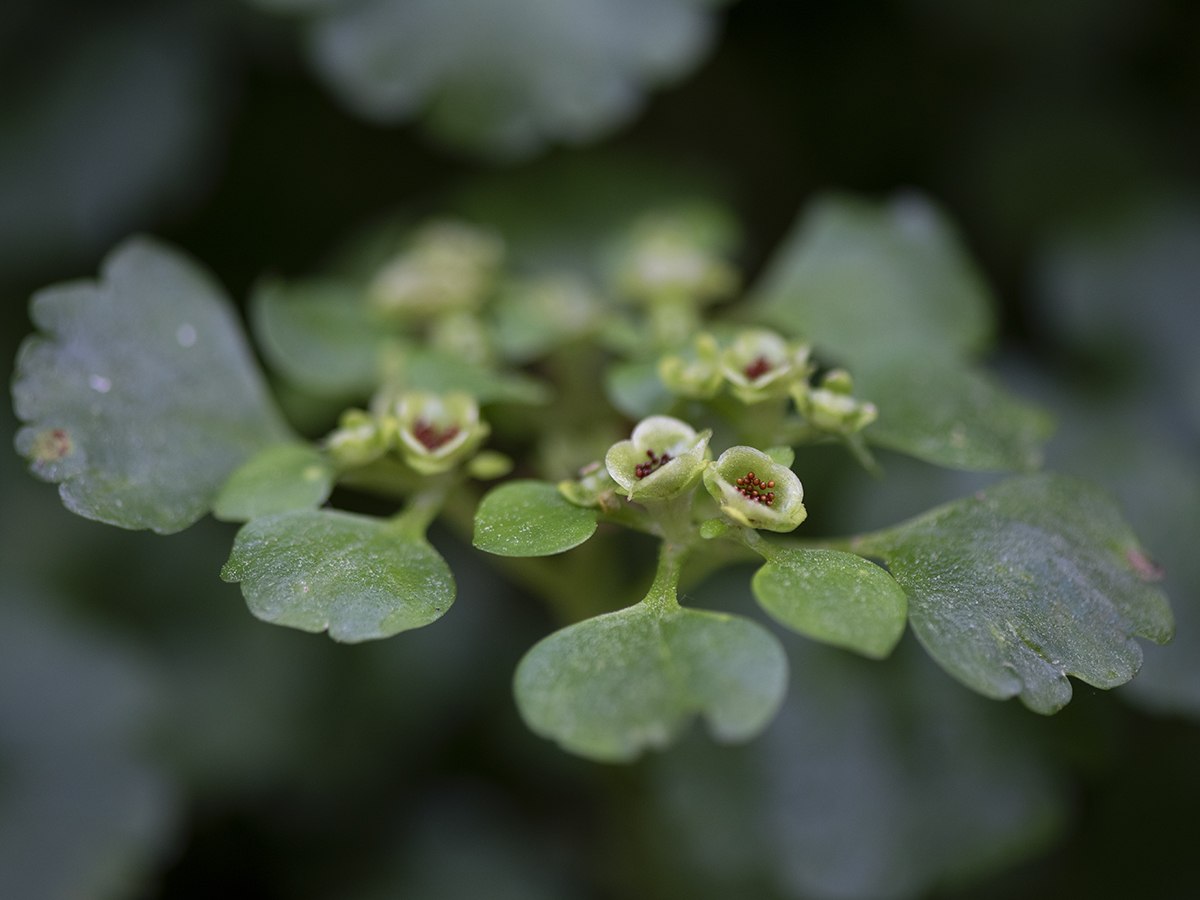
[1,0,1198,897]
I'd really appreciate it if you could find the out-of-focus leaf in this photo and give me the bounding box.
[753,193,994,367]
[752,548,907,659]
[222,509,455,642]
[402,348,551,405]
[858,359,1054,472]
[0,590,178,900]
[861,474,1174,714]
[604,359,674,419]
[12,237,290,534]
[251,277,384,399]
[473,480,597,557]
[515,600,787,762]
[291,0,726,159]
[651,581,1065,900]
[0,9,225,279]
[213,443,334,522]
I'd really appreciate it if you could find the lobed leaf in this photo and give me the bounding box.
[222,509,454,642]
[752,548,907,659]
[473,480,597,557]
[212,443,334,522]
[12,237,290,533]
[514,601,787,762]
[863,474,1174,713]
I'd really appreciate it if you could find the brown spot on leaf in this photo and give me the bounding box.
[31,428,73,462]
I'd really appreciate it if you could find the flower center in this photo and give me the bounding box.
[734,470,776,505]
[413,419,460,450]
[635,448,673,479]
[743,356,773,380]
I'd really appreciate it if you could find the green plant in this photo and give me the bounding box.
[11,189,1173,769]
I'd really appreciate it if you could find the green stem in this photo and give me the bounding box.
[643,540,690,613]
[725,523,864,557]
[640,492,697,545]
[388,480,453,539]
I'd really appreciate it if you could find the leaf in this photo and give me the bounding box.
[12,237,290,534]
[752,548,907,659]
[473,480,597,557]
[649,595,1066,900]
[514,602,787,762]
[862,474,1174,713]
[212,443,334,522]
[858,359,1054,472]
[753,192,994,368]
[250,277,384,398]
[604,359,675,419]
[402,349,551,405]
[222,509,455,642]
[300,0,727,159]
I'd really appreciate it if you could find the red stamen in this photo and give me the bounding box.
[412,419,460,450]
[744,356,773,380]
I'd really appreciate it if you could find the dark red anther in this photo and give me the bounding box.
[412,419,460,450]
[743,356,773,380]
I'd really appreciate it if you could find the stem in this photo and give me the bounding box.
[388,480,453,539]
[725,523,864,558]
[640,492,697,545]
[643,540,690,613]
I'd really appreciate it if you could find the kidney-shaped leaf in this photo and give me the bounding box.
[222,509,454,642]
[514,602,787,762]
[12,237,290,533]
[212,443,334,522]
[863,474,1174,713]
[474,480,597,557]
[752,548,907,659]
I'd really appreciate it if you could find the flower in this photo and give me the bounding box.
[658,332,724,399]
[393,391,490,474]
[792,369,877,434]
[703,446,806,532]
[368,220,504,320]
[558,461,620,512]
[325,409,392,468]
[719,329,812,404]
[605,416,712,502]
[614,210,739,305]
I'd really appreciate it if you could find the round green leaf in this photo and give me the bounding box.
[514,603,787,762]
[222,509,454,642]
[473,480,597,557]
[212,443,334,522]
[865,474,1175,714]
[12,237,290,533]
[752,548,907,659]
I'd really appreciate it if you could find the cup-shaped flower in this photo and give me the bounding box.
[703,446,806,532]
[368,220,504,320]
[720,329,812,404]
[614,210,739,306]
[658,332,724,399]
[394,390,490,474]
[792,369,878,435]
[325,409,392,468]
[605,416,711,502]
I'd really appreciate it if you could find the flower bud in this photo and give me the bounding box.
[394,391,490,474]
[719,329,812,404]
[702,446,806,532]
[558,461,620,512]
[325,409,392,468]
[368,220,504,320]
[614,209,739,306]
[658,332,724,399]
[791,371,878,435]
[605,416,712,502]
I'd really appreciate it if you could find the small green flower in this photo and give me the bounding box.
[325,409,392,468]
[368,220,504,320]
[703,446,806,532]
[720,329,812,404]
[394,391,490,474]
[658,332,724,399]
[605,416,712,502]
[792,369,878,434]
[558,461,620,513]
[614,210,739,306]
